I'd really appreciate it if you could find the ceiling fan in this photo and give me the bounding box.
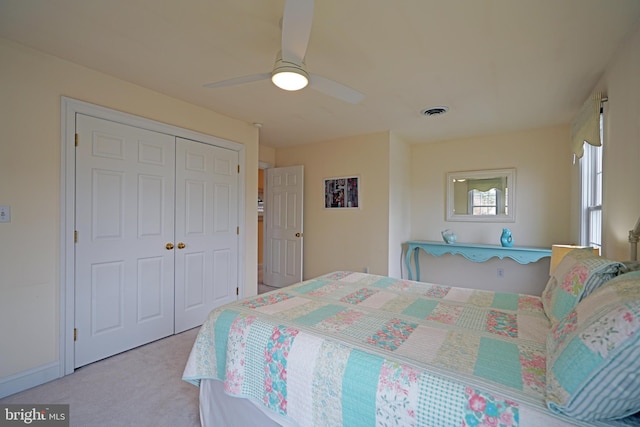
[204,0,365,104]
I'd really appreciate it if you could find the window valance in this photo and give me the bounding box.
[571,92,605,159]
[466,177,507,192]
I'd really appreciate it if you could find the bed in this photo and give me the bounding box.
[183,249,640,426]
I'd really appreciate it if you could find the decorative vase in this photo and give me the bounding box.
[441,229,457,244]
[500,228,513,247]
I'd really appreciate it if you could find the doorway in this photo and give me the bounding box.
[258,167,266,290]
[263,165,304,288]
[258,164,278,294]
[257,163,306,293]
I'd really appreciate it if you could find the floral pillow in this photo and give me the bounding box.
[541,249,624,325]
[546,271,640,421]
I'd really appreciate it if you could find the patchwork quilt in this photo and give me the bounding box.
[183,272,638,427]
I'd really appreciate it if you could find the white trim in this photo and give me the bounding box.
[258,162,272,289]
[446,168,516,223]
[60,98,75,376]
[0,362,60,399]
[237,147,246,299]
[60,97,246,376]
[578,104,605,248]
[579,151,588,246]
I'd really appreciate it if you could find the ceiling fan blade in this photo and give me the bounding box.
[281,0,314,64]
[309,74,365,104]
[204,73,271,88]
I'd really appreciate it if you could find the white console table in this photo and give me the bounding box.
[404,240,551,281]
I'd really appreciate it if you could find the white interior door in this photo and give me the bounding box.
[264,165,304,287]
[174,138,239,332]
[75,114,176,367]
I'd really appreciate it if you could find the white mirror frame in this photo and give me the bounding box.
[446,168,516,222]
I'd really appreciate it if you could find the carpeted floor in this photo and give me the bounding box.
[1,327,201,427]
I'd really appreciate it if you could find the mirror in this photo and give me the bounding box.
[446,168,516,222]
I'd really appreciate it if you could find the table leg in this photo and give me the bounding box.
[405,247,414,280]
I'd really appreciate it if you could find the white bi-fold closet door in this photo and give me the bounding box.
[74,114,238,368]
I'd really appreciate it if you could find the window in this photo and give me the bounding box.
[470,188,496,215]
[580,110,603,250]
[469,187,508,216]
[446,169,515,222]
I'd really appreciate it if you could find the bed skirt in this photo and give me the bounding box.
[200,378,296,427]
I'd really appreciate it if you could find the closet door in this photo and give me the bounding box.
[75,114,176,367]
[174,138,239,332]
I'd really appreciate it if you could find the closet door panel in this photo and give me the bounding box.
[75,114,175,368]
[174,138,239,332]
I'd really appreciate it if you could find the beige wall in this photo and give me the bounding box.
[410,125,572,246]
[408,125,571,293]
[259,144,276,166]
[568,23,640,260]
[2,19,638,398]
[0,39,259,389]
[275,125,572,293]
[594,23,640,261]
[387,133,412,278]
[270,24,640,286]
[275,132,391,279]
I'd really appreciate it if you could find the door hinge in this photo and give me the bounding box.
[74,230,78,243]
[74,328,77,341]
[75,133,79,147]
[237,226,240,235]
[236,287,239,296]
[237,164,240,174]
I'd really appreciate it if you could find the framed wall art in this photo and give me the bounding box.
[324,176,359,209]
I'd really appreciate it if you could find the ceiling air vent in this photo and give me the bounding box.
[420,106,449,117]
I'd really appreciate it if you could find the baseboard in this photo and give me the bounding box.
[0,362,61,399]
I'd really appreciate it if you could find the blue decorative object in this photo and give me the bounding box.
[441,229,457,244]
[500,228,514,247]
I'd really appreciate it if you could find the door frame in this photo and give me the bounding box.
[258,161,273,287]
[60,97,246,375]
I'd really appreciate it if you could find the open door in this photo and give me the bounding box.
[264,166,304,287]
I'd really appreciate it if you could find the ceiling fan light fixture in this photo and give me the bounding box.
[271,60,309,91]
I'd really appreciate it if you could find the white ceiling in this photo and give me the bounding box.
[1,0,639,148]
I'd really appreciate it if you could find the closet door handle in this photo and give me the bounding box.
[177,242,186,249]
[166,243,174,250]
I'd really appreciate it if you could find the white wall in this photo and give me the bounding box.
[0,39,259,395]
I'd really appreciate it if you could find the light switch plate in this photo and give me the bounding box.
[0,205,11,223]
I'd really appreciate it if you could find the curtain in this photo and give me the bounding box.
[571,91,604,159]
